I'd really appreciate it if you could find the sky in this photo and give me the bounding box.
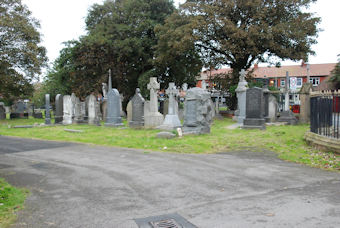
[22,0,340,70]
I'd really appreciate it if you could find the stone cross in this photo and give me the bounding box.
[45,94,51,125]
[102,83,107,98]
[147,77,160,113]
[166,83,179,115]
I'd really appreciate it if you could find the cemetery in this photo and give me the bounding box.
[1,0,340,227]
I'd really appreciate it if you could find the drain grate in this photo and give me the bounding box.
[150,218,182,228]
[134,213,197,228]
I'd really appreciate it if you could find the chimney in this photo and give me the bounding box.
[301,60,306,67]
[254,64,258,69]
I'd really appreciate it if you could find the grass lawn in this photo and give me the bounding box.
[0,117,339,171]
[0,179,28,228]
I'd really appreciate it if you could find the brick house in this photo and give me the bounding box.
[198,62,337,91]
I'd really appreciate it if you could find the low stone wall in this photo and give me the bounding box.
[304,131,340,154]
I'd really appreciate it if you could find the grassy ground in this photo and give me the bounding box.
[0,117,339,171]
[0,179,28,228]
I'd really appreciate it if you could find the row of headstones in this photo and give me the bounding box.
[126,78,215,134]
[235,70,296,130]
[44,76,215,134]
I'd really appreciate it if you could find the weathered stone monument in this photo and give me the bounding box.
[55,94,63,124]
[88,94,100,125]
[299,83,313,123]
[73,96,84,124]
[10,101,28,119]
[45,94,51,125]
[268,94,278,122]
[182,87,214,134]
[262,81,271,122]
[235,69,248,124]
[242,87,266,130]
[127,100,132,123]
[63,95,73,125]
[0,102,6,120]
[105,70,123,127]
[159,83,182,130]
[129,88,145,128]
[278,71,298,125]
[144,77,164,128]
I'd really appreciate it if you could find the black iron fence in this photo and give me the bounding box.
[310,91,340,139]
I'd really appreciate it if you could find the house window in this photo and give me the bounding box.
[280,79,285,87]
[297,78,302,87]
[309,77,320,86]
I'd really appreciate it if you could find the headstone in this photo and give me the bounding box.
[159,83,182,131]
[88,94,100,125]
[299,83,313,123]
[129,88,145,128]
[262,84,270,123]
[242,87,266,130]
[144,77,164,128]
[105,70,123,127]
[102,83,108,99]
[73,97,84,124]
[162,99,179,116]
[278,71,298,125]
[127,100,132,122]
[182,83,188,92]
[201,80,207,90]
[55,94,63,124]
[10,101,28,119]
[45,94,51,125]
[0,102,6,120]
[235,69,248,124]
[182,87,214,134]
[84,96,90,121]
[268,94,278,122]
[63,95,73,125]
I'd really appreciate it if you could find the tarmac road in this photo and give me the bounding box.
[0,135,339,228]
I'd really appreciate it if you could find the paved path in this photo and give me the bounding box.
[0,136,339,228]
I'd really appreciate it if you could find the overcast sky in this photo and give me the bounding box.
[23,0,340,69]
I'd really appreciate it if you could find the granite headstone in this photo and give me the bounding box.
[242,87,266,129]
[129,88,145,128]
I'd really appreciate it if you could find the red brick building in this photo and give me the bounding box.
[198,63,336,91]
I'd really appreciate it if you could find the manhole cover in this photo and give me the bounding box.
[150,218,182,228]
[134,213,197,228]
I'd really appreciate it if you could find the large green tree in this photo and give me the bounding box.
[0,0,47,104]
[175,0,319,77]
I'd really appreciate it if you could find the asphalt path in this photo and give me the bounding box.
[0,136,339,228]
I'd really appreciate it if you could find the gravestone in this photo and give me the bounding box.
[127,100,132,122]
[45,94,51,125]
[182,87,214,134]
[84,96,90,121]
[55,94,63,124]
[0,102,6,120]
[162,99,179,116]
[235,69,248,124]
[242,87,266,130]
[182,83,188,92]
[105,70,123,127]
[120,94,126,118]
[62,95,73,125]
[262,84,270,122]
[299,83,313,123]
[268,94,278,122]
[159,83,181,131]
[129,88,145,128]
[88,94,100,125]
[10,101,28,119]
[73,96,84,124]
[144,77,164,128]
[277,71,298,125]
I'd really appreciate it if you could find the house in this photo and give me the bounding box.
[198,62,337,91]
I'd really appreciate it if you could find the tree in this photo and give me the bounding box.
[330,55,340,88]
[168,0,320,108]
[0,0,47,104]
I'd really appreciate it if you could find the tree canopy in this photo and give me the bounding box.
[0,0,47,104]
[174,0,320,77]
[44,0,202,105]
